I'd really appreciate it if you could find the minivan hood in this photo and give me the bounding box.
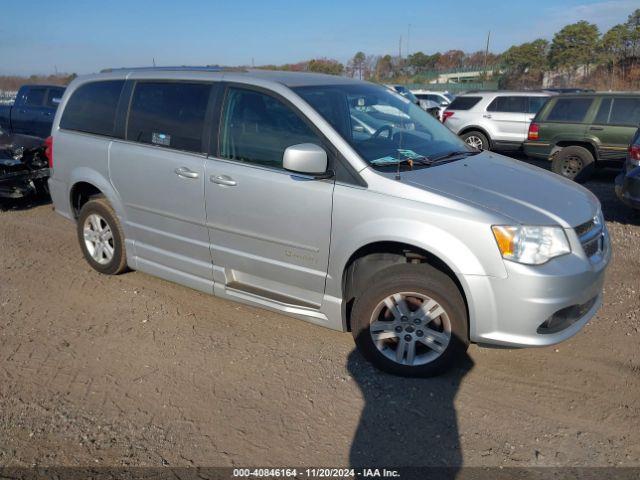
[395,152,599,227]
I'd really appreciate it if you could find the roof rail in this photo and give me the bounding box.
[99,65,245,73]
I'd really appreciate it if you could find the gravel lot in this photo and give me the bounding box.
[1,156,639,468]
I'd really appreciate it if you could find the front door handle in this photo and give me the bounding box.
[483,114,492,119]
[174,167,200,179]
[589,126,604,131]
[210,174,237,186]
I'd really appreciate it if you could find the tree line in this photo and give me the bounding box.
[258,8,640,89]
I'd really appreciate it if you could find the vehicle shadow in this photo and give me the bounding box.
[347,347,474,476]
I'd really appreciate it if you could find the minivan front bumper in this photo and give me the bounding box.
[464,226,610,347]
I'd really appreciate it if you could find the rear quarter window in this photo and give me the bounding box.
[545,98,593,123]
[447,96,482,110]
[60,81,125,136]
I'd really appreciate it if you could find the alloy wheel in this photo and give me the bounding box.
[464,135,484,150]
[83,213,114,265]
[369,292,452,366]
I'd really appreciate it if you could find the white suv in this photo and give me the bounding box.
[442,91,552,151]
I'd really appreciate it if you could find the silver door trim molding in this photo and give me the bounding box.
[206,221,321,253]
[126,202,206,228]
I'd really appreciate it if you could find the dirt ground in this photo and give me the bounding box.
[1,157,639,469]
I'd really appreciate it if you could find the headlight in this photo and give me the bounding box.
[492,225,570,265]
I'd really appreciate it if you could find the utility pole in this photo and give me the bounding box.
[152,57,156,67]
[407,24,411,58]
[483,31,491,80]
[399,35,402,59]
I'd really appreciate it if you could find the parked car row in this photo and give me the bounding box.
[43,68,611,377]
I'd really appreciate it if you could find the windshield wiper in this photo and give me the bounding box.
[429,150,480,163]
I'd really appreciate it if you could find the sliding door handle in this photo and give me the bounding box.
[210,175,237,186]
[174,167,200,179]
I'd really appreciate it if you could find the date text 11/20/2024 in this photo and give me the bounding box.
[232,468,401,478]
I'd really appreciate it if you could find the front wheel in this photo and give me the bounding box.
[350,264,469,377]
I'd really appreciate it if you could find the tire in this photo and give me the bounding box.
[350,263,469,377]
[76,196,128,275]
[460,131,489,151]
[551,146,595,182]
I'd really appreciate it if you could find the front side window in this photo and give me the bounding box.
[609,97,640,126]
[486,96,527,113]
[46,88,64,108]
[295,83,471,170]
[127,82,211,153]
[546,98,593,123]
[219,87,320,169]
[60,80,125,136]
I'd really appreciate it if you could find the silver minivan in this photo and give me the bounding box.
[47,68,610,376]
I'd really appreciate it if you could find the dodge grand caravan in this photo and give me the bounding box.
[47,68,610,377]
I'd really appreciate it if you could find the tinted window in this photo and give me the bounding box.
[127,82,210,153]
[546,98,593,122]
[487,96,527,113]
[448,96,482,110]
[609,98,640,126]
[46,88,64,108]
[528,97,547,114]
[60,81,125,136]
[219,87,320,169]
[594,98,612,124]
[24,87,46,107]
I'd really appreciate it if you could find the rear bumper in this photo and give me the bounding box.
[522,141,552,160]
[615,168,640,210]
[465,226,611,347]
[48,177,73,220]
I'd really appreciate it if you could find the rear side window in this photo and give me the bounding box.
[23,87,46,107]
[609,97,640,126]
[127,82,211,153]
[528,97,548,114]
[60,81,125,136]
[594,98,612,124]
[545,98,593,122]
[487,96,527,113]
[447,96,481,110]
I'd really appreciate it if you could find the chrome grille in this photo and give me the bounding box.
[574,219,596,238]
[575,215,604,259]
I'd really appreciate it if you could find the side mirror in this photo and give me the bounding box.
[283,143,331,178]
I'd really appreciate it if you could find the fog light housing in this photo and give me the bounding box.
[537,297,597,334]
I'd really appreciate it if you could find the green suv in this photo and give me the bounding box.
[524,93,640,181]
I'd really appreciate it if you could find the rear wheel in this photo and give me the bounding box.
[350,263,468,377]
[552,146,595,182]
[77,196,128,275]
[460,131,489,151]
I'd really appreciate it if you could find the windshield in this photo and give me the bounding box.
[294,84,472,170]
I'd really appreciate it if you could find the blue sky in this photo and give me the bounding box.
[0,0,637,75]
